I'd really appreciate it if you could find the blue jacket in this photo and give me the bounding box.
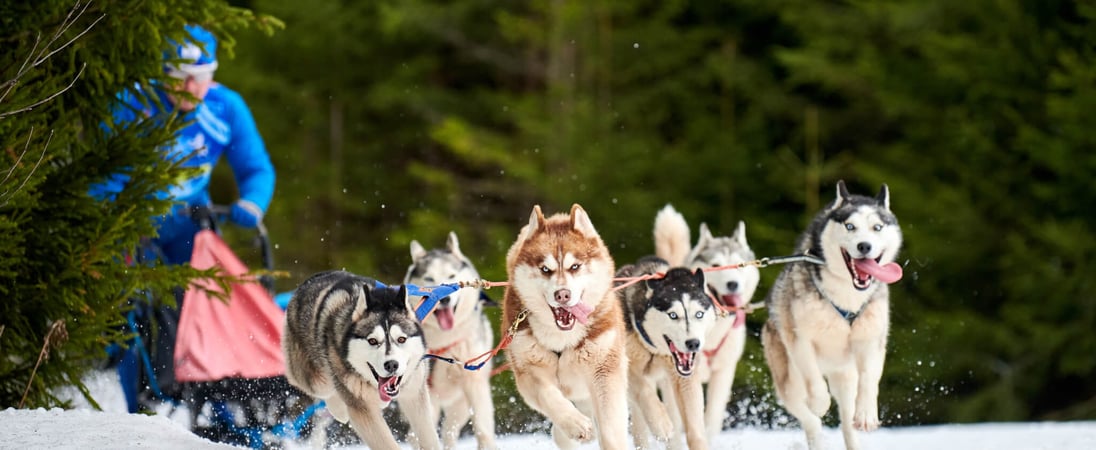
[93,82,275,264]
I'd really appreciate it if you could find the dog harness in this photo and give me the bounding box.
[809,269,872,324]
[631,314,657,349]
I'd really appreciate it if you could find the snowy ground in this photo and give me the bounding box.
[3,370,1094,449]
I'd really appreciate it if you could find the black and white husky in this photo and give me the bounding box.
[616,256,716,450]
[654,205,760,441]
[761,180,904,450]
[404,232,497,450]
[283,270,441,450]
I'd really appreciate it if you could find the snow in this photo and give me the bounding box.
[3,370,1094,449]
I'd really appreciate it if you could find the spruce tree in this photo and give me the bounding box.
[0,0,280,409]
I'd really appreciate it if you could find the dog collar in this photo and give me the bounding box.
[809,270,870,324]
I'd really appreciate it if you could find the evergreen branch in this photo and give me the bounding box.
[0,33,42,106]
[19,320,68,408]
[34,2,104,67]
[0,63,87,119]
[0,127,52,208]
[0,0,103,110]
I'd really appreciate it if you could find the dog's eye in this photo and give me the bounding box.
[845,223,856,231]
[569,263,581,272]
[367,338,380,346]
[424,277,435,283]
[695,311,704,319]
[873,224,883,232]
[397,336,407,344]
[540,266,552,274]
[668,312,679,320]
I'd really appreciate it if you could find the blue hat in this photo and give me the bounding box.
[164,25,219,77]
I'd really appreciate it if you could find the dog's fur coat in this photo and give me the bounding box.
[761,181,903,450]
[404,232,497,449]
[617,256,715,450]
[283,270,441,450]
[654,205,760,441]
[501,204,630,450]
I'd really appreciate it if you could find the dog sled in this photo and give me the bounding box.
[111,205,316,448]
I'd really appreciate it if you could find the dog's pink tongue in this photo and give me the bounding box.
[378,377,396,402]
[854,258,903,284]
[435,307,455,330]
[722,294,747,328]
[565,302,593,325]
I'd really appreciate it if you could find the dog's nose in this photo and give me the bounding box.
[554,288,571,304]
[384,360,400,374]
[685,339,701,352]
[439,296,452,306]
[857,241,872,255]
[726,281,738,292]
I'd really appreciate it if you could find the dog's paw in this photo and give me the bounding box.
[557,412,595,442]
[853,406,880,431]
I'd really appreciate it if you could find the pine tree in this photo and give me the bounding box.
[0,0,280,409]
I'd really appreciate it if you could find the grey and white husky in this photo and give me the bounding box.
[616,257,716,450]
[403,232,497,450]
[283,270,441,450]
[761,180,904,450]
[654,205,760,440]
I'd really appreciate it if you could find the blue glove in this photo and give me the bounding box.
[229,199,263,228]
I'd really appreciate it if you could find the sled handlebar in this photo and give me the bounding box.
[188,205,275,289]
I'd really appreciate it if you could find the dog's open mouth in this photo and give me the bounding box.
[369,364,404,402]
[376,375,403,403]
[550,303,592,331]
[665,337,696,377]
[709,287,747,328]
[434,301,455,330]
[842,250,903,290]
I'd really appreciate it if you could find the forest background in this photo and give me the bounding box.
[2,0,1094,434]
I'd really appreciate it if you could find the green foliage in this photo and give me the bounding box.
[0,0,280,409]
[225,0,1095,427]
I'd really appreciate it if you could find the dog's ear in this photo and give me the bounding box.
[531,205,546,229]
[876,183,891,210]
[733,221,749,248]
[645,276,663,292]
[829,180,850,211]
[692,267,706,286]
[570,204,599,237]
[351,283,370,322]
[396,284,414,314]
[697,223,715,246]
[409,240,426,261]
[513,205,544,247]
[446,231,465,258]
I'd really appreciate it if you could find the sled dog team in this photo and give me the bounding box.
[282,180,904,450]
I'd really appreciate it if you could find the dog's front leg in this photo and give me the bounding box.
[671,374,709,450]
[628,366,673,442]
[463,369,498,449]
[789,336,830,416]
[347,403,402,450]
[703,361,735,439]
[852,297,889,433]
[585,335,630,450]
[400,364,443,450]
[510,334,593,444]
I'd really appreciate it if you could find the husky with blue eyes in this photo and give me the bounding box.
[761,180,904,450]
[616,256,715,450]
